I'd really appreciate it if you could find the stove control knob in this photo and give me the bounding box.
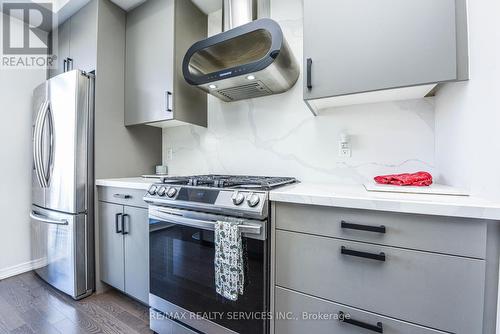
[232,191,245,206]
[166,187,177,198]
[157,186,166,196]
[247,193,260,207]
[148,185,157,195]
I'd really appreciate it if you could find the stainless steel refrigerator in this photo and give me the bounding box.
[30,70,95,299]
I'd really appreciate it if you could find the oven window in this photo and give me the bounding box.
[150,220,267,334]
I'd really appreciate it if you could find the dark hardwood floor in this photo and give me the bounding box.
[0,271,152,334]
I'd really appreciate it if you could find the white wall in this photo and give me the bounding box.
[0,14,47,277]
[435,0,500,201]
[162,0,436,183]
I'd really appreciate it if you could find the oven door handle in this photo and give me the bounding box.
[150,210,262,235]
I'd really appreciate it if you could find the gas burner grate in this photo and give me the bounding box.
[159,175,297,190]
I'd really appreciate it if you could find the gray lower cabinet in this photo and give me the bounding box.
[275,202,487,258]
[98,190,149,304]
[99,201,125,291]
[275,230,485,334]
[275,287,447,334]
[273,203,489,334]
[123,205,149,304]
[125,0,207,127]
[303,0,468,113]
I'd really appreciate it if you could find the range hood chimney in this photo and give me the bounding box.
[182,0,299,102]
[222,0,258,31]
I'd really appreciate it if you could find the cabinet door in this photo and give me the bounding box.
[49,19,70,78]
[125,0,175,125]
[123,206,149,304]
[303,0,457,100]
[99,202,125,290]
[69,0,97,72]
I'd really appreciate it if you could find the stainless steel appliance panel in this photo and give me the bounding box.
[32,82,47,208]
[44,70,90,214]
[30,205,91,299]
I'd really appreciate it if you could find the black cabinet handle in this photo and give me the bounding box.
[63,59,67,72]
[122,214,129,235]
[166,91,172,112]
[113,193,131,199]
[115,213,122,233]
[341,246,386,262]
[306,58,312,89]
[338,311,383,333]
[341,221,386,234]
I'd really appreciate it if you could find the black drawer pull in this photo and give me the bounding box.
[341,221,386,234]
[306,58,313,89]
[339,311,383,333]
[113,193,131,199]
[341,246,386,262]
[115,213,122,233]
[122,214,129,235]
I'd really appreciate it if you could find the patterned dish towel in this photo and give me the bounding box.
[214,219,245,301]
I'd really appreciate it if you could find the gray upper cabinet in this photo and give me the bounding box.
[50,19,70,78]
[69,0,98,73]
[48,0,97,78]
[125,0,208,127]
[303,0,469,114]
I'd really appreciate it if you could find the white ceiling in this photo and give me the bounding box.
[110,0,222,14]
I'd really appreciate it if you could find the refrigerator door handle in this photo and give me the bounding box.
[45,105,55,186]
[33,101,49,188]
[30,211,69,225]
[39,101,53,187]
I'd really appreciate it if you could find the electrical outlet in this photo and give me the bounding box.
[166,147,173,161]
[339,141,351,158]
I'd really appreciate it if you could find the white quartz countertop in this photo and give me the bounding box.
[96,178,500,220]
[96,177,156,190]
[270,182,500,220]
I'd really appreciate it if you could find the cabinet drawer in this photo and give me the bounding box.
[275,287,447,334]
[275,230,485,333]
[98,186,148,208]
[275,203,487,258]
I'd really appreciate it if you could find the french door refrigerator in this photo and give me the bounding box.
[30,70,95,299]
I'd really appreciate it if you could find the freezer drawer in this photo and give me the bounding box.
[30,205,93,299]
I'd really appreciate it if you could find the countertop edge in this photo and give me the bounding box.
[270,186,500,221]
[95,178,154,191]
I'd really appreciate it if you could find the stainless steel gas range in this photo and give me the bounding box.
[143,175,297,334]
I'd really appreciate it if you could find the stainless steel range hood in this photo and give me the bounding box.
[182,0,299,102]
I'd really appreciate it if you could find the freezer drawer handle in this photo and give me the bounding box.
[338,311,383,333]
[341,221,386,234]
[115,213,123,233]
[113,193,131,199]
[122,214,129,235]
[341,246,386,262]
[30,211,68,225]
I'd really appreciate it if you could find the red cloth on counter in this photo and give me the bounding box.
[374,171,433,186]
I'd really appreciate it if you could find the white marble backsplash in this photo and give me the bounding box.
[162,0,436,184]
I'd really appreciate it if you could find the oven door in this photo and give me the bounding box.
[149,206,268,334]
